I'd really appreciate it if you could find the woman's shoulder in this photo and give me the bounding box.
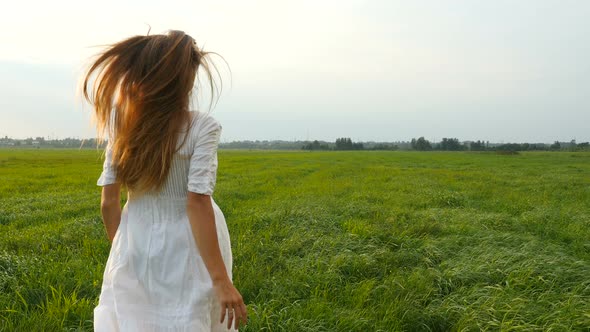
[177,111,222,154]
[189,110,222,133]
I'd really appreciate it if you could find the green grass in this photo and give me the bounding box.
[1,149,589,331]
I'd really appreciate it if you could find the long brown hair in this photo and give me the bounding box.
[83,30,221,193]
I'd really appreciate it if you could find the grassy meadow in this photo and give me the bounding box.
[0,149,589,331]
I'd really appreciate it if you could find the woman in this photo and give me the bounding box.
[83,30,247,331]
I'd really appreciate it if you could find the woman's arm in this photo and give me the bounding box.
[100,183,121,243]
[186,192,247,330]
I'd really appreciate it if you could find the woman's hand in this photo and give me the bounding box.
[213,279,248,330]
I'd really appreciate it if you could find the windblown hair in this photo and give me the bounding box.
[83,30,221,193]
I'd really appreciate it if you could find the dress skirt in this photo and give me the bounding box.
[93,195,236,332]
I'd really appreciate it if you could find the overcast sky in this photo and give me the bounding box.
[1,0,588,143]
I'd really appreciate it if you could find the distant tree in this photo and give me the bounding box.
[550,141,561,150]
[528,143,547,151]
[470,140,486,151]
[352,142,364,150]
[569,139,577,151]
[438,138,465,151]
[335,137,362,150]
[370,143,398,151]
[412,137,432,151]
[496,143,522,152]
[302,140,330,150]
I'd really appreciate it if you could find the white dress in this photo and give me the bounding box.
[93,111,237,332]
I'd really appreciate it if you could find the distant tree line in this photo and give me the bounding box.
[301,137,589,152]
[2,135,588,152]
[302,138,398,151]
[406,137,588,152]
[219,140,306,150]
[0,136,103,148]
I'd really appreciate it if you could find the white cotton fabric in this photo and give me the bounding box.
[94,111,237,332]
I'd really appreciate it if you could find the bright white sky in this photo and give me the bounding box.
[1,0,589,142]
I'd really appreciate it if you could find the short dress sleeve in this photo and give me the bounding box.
[97,141,117,186]
[187,116,222,195]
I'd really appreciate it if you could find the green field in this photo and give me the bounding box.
[1,149,589,331]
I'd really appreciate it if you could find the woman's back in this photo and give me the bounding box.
[144,110,220,199]
[99,110,222,199]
